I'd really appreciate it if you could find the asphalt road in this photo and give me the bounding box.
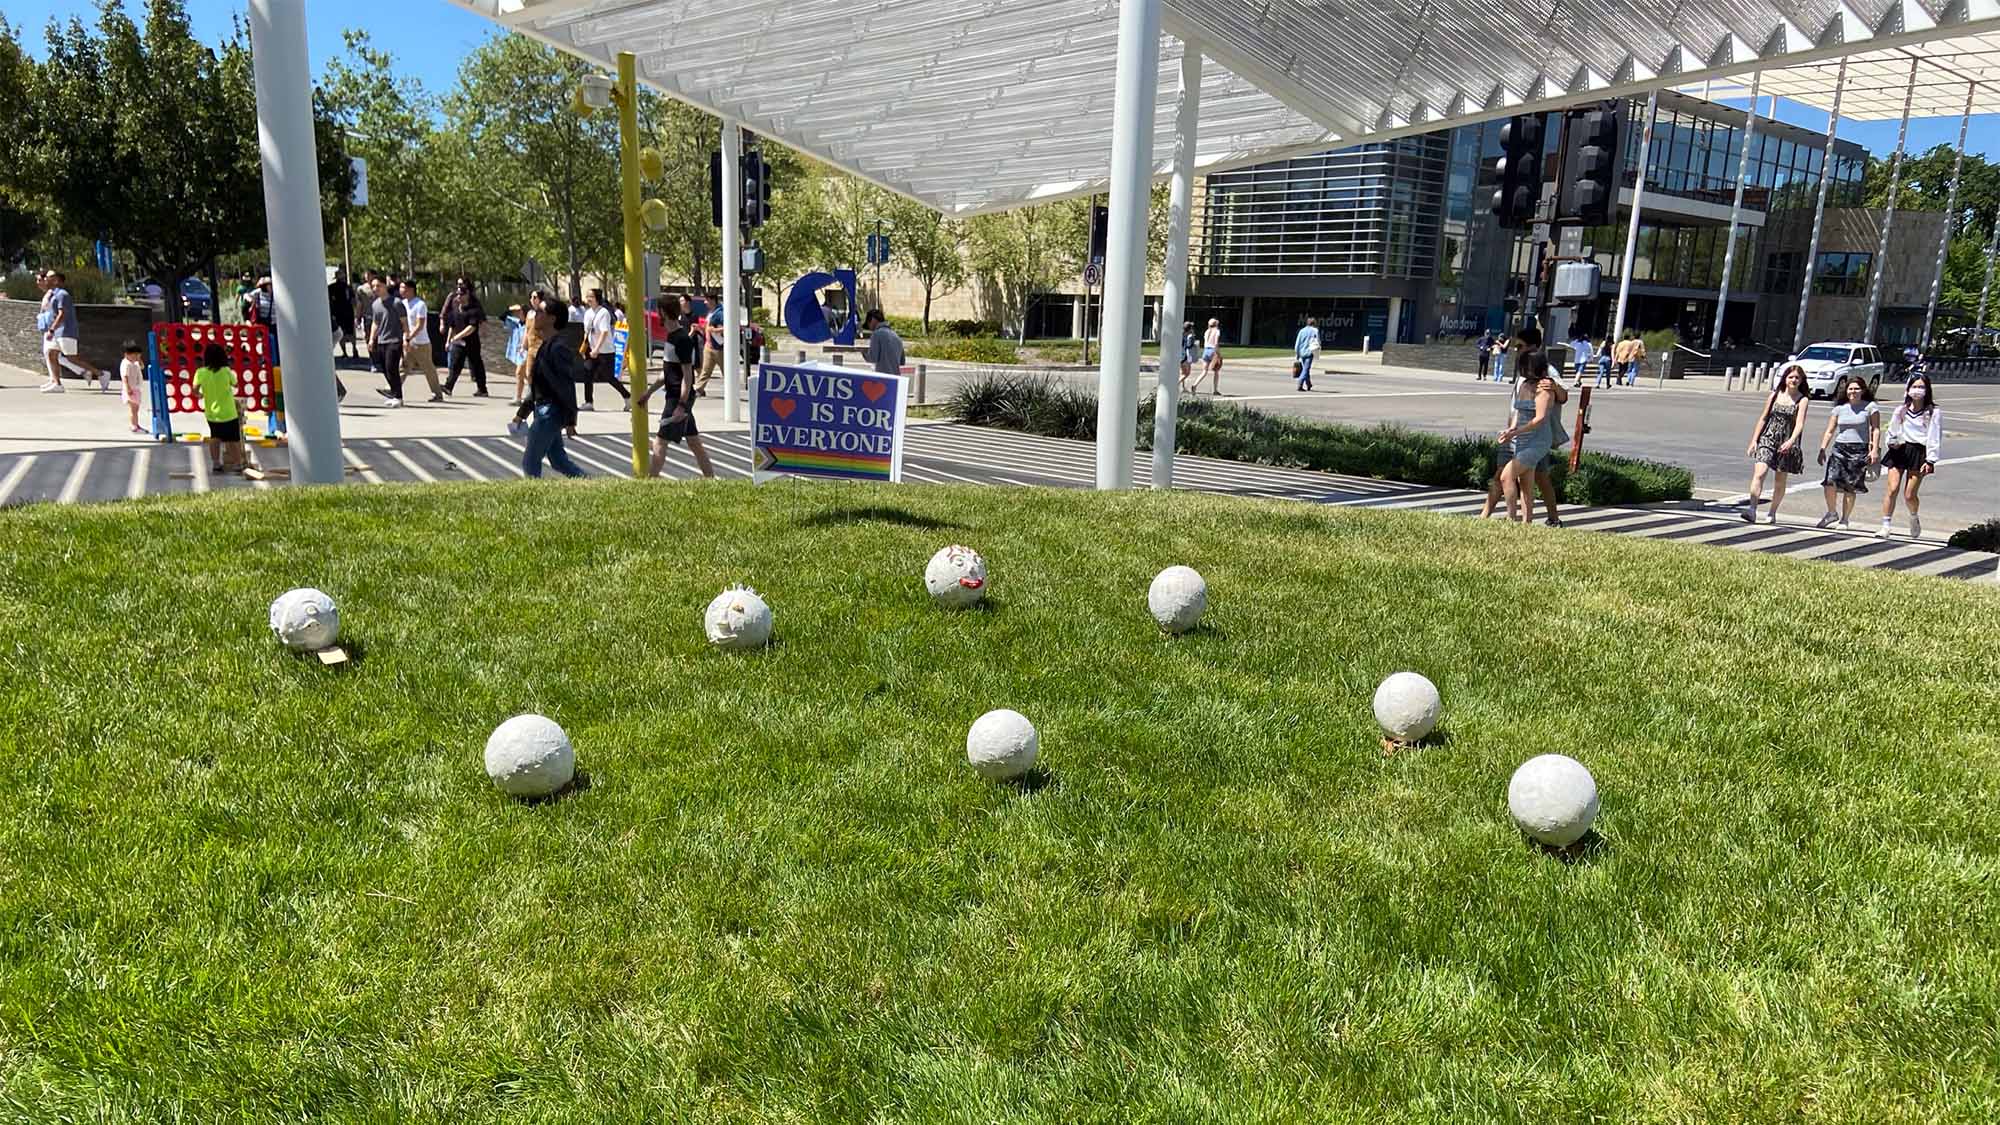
[914,354,2000,535]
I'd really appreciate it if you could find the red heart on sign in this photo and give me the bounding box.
[770,398,797,420]
[860,380,887,402]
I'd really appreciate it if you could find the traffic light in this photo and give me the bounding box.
[1490,114,1545,229]
[709,149,724,228]
[1088,202,1108,261]
[1561,101,1622,226]
[740,151,772,228]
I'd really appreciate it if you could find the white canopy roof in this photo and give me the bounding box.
[1692,31,2000,118]
[453,0,2000,214]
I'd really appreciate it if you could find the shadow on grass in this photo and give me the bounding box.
[1006,766,1057,795]
[1525,828,1609,865]
[797,506,965,531]
[1381,728,1453,757]
[517,770,594,806]
[287,636,366,668]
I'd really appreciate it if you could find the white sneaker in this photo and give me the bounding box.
[99,378,112,393]
[1908,516,1921,540]
[1763,511,1777,525]
[1815,512,1838,529]
[1876,522,1890,539]
[578,402,596,412]
[383,397,402,408]
[1838,520,1852,531]
[39,382,64,394]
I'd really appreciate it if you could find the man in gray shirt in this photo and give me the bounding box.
[367,275,408,407]
[862,308,904,376]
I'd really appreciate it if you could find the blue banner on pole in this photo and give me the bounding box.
[750,361,906,484]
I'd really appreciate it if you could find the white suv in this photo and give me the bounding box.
[1789,342,1885,399]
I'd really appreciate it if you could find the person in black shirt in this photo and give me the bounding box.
[511,297,586,478]
[441,277,489,396]
[636,313,716,478]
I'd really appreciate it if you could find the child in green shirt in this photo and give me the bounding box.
[193,342,247,473]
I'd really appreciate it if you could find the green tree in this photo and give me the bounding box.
[451,34,619,305]
[966,200,1087,336]
[878,193,967,333]
[24,0,350,319]
[0,18,44,267]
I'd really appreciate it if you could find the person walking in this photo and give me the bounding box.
[578,287,629,410]
[510,297,586,479]
[1593,337,1615,388]
[862,308,905,375]
[1196,318,1223,394]
[1614,331,1647,386]
[1877,374,1942,539]
[399,280,443,403]
[1814,375,1880,530]
[1495,327,1565,527]
[1293,317,1320,391]
[1741,364,1811,525]
[515,292,552,406]
[366,275,407,407]
[694,300,727,396]
[1178,320,1197,392]
[40,271,106,393]
[502,303,528,403]
[1567,328,1593,384]
[441,277,489,397]
[1475,329,1494,380]
[329,269,357,360]
[636,313,717,479]
[1489,333,1508,384]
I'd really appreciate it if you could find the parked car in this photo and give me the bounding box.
[1788,342,1884,398]
[127,277,214,320]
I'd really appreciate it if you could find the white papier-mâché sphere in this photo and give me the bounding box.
[1147,566,1207,633]
[924,544,989,609]
[966,708,1039,781]
[268,587,340,651]
[704,585,773,650]
[1507,754,1600,846]
[1373,671,1442,743]
[484,713,576,798]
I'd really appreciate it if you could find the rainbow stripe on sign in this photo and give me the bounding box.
[756,444,892,481]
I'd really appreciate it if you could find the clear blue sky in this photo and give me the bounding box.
[11,0,2000,161]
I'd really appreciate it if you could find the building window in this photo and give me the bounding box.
[1764,251,1800,294]
[1811,251,1872,296]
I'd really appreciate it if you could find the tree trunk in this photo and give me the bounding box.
[563,212,583,306]
[923,289,932,335]
[207,259,222,325]
[405,227,416,280]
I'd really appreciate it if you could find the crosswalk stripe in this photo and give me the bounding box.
[451,437,527,478]
[341,447,381,485]
[416,439,484,480]
[375,439,437,483]
[55,451,95,505]
[0,455,36,506]
[126,447,151,501]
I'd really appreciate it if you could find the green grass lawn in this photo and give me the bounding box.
[2,482,1997,1122]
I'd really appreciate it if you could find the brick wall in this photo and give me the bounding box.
[0,299,154,374]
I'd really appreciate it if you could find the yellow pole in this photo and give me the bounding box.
[616,52,648,479]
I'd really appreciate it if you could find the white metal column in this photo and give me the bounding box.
[1094,0,1162,490]
[1922,84,1976,350]
[1975,208,2000,343]
[1710,72,1760,355]
[1611,91,1658,345]
[1151,44,1201,491]
[1864,61,1919,345]
[247,0,342,485]
[1792,59,1847,356]
[722,124,743,424]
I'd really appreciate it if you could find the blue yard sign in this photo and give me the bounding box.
[750,361,907,484]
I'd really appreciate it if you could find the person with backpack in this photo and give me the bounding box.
[510,297,586,479]
[1741,364,1811,524]
[1877,374,1941,539]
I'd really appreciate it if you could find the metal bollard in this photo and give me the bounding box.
[797,349,807,363]
[1724,365,1737,391]
[832,354,845,366]
[917,363,927,405]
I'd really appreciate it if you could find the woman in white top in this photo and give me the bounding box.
[1877,374,1942,539]
[1196,318,1223,395]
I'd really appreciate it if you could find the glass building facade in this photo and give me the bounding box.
[1188,90,1867,349]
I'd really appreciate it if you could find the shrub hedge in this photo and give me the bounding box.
[1946,519,2000,554]
[945,372,1695,505]
[908,337,1021,364]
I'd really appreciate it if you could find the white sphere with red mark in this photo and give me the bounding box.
[268,587,340,651]
[1147,566,1207,633]
[924,544,989,609]
[966,708,1038,781]
[1372,672,1442,743]
[1507,754,1600,847]
[704,585,773,650]
[484,714,575,798]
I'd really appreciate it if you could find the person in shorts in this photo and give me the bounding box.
[637,314,716,478]
[1814,375,1880,531]
[119,340,147,434]
[193,342,248,473]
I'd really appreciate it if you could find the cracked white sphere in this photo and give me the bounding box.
[268,587,340,651]
[1373,672,1442,743]
[966,709,1038,781]
[704,585,773,650]
[924,544,989,609]
[484,714,575,798]
[1507,754,1600,847]
[1147,566,1207,634]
